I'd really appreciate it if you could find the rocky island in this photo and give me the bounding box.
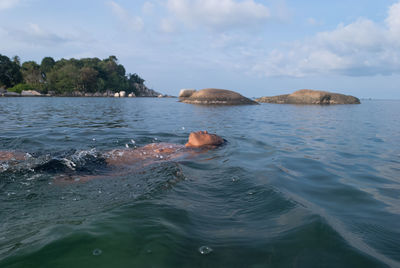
[256,89,360,105]
[179,88,258,105]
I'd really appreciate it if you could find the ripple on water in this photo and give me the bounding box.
[0,98,399,267]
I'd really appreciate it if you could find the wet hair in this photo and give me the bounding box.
[219,138,228,147]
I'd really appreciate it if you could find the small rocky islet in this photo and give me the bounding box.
[179,88,258,105]
[256,89,360,105]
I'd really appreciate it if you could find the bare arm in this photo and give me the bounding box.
[0,151,28,161]
[53,141,218,184]
[54,143,188,184]
[104,143,187,167]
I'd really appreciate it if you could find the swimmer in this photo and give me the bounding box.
[104,130,224,167]
[0,131,225,181]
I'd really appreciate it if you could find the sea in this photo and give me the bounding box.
[0,97,399,268]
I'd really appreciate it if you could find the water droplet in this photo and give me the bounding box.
[182,127,185,130]
[247,190,254,195]
[232,177,239,182]
[92,249,102,256]
[92,138,96,141]
[154,138,158,141]
[125,144,129,148]
[131,139,135,144]
[198,246,213,255]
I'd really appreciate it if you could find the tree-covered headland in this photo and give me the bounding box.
[0,54,158,96]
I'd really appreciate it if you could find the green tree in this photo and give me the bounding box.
[21,61,42,86]
[79,67,98,93]
[12,56,21,66]
[105,55,118,63]
[0,54,22,88]
[40,57,55,75]
[4,55,149,95]
[128,73,145,84]
[7,83,35,93]
[47,63,79,94]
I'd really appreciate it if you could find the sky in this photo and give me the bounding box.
[1,0,400,99]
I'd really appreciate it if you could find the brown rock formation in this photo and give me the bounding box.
[256,89,360,104]
[21,90,41,96]
[179,89,197,98]
[179,88,258,105]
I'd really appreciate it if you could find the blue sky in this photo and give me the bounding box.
[1,0,400,99]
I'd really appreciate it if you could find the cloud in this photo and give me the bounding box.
[307,17,323,26]
[0,0,20,10]
[252,1,400,77]
[142,1,155,14]
[160,18,175,33]
[108,1,144,31]
[2,23,69,46]
[166,0,270,30]
[386,1,400,42]
[0,23,97,54]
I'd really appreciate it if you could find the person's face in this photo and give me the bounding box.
[185,131,224,148]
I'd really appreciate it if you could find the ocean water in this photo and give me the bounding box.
[0,97,399,267]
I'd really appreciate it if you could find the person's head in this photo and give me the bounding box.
[185,131,224,148]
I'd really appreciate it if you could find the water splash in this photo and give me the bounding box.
[198,246,213,255]
[92,249,102,256]
[63,158,76,170]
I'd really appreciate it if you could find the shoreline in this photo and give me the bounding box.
[0,95,176,98]
[0,91,176,98]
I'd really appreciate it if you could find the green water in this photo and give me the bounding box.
[0,98,399,267]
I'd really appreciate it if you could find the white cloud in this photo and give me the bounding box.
[252,1,400,77]
[307,17,323,26]
[307,17,317,26]
[0,23,97,54]
[160,18,175,33]
[166,0,270,30]
[386,1,400,42]
[142,1,155,14]
[108,1,144,31]
[4,23,68,45]
[0,0,20,10]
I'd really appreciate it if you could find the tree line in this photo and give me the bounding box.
[0,54,146,95]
